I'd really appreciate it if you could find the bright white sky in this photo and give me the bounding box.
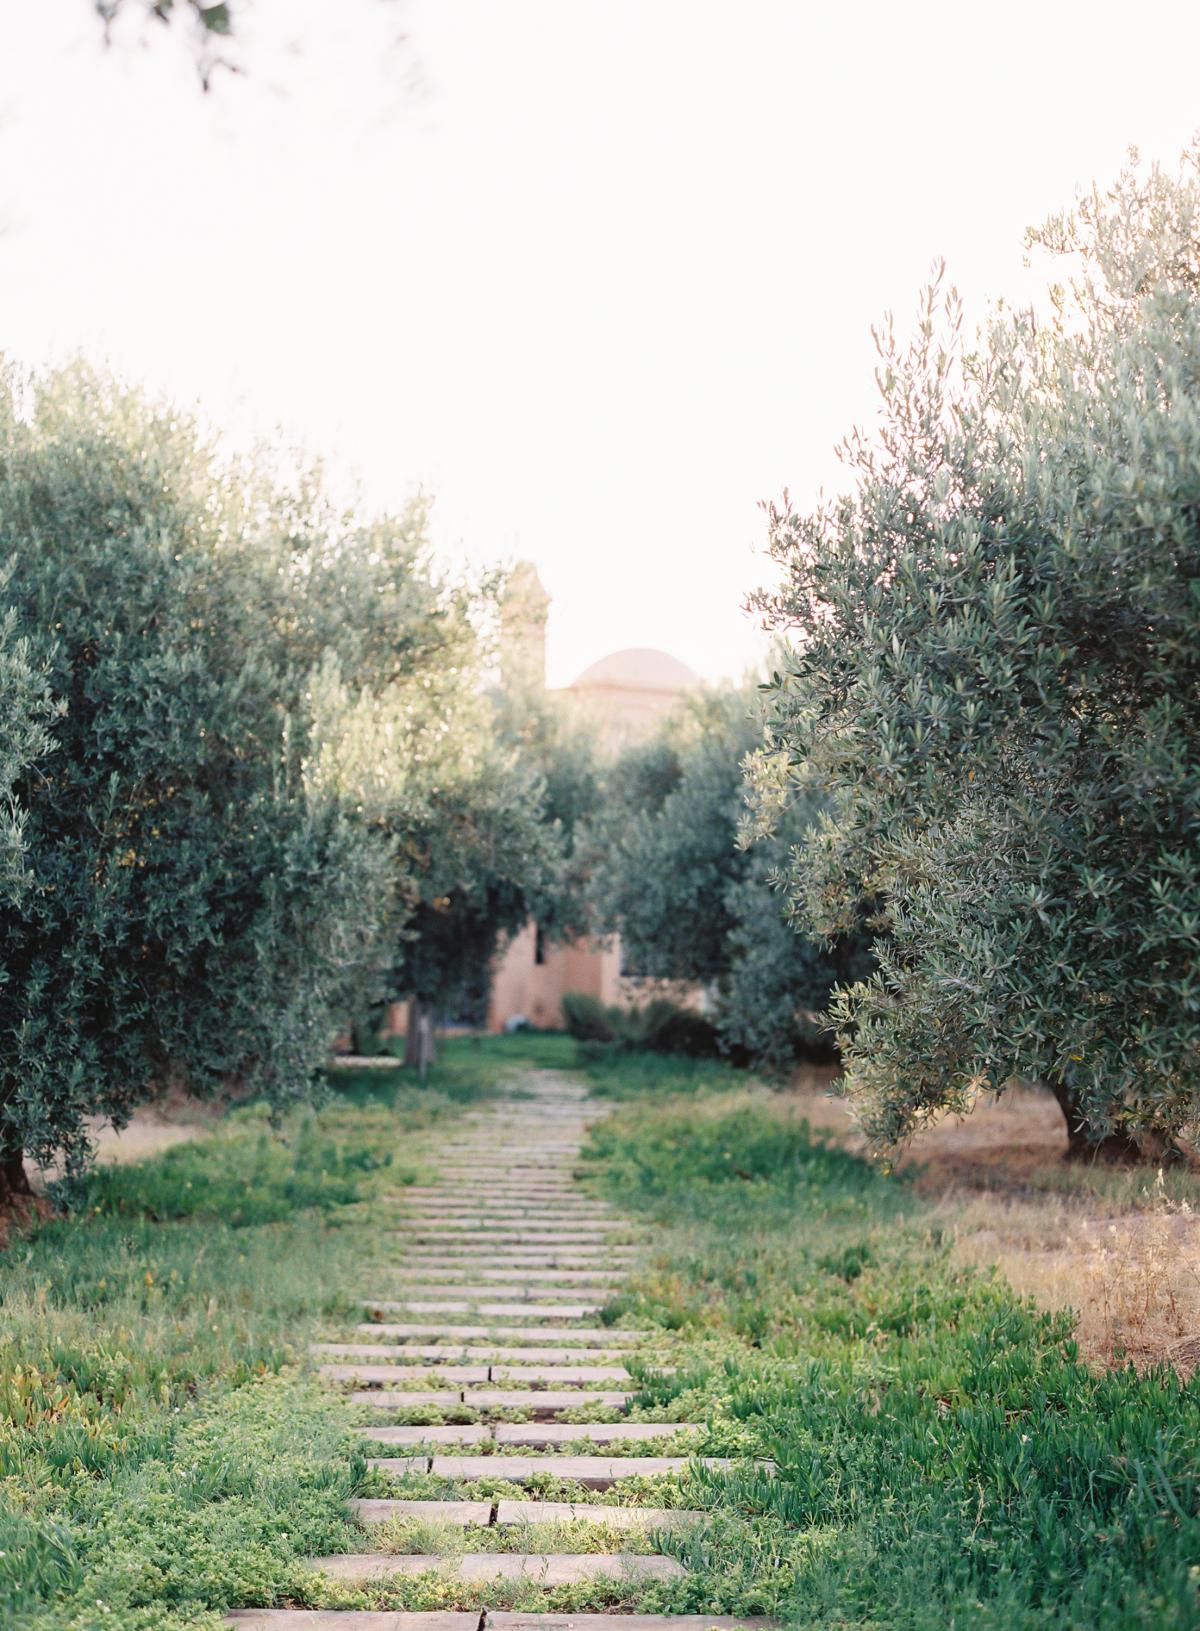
[0,1,1198,685]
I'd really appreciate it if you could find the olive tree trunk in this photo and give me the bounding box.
[404,999,436,1080]
[0,1119,35,1208]
[1046,1077,1145,1164]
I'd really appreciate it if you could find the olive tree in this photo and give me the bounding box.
[389,698,562,1073]
[0,363,459,1197]
[587,684,860,1068]
[754,147,1200,1156]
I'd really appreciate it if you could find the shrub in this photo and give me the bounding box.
[562,991,721,1057]
[562,991,617,1043]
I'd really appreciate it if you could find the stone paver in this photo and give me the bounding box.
[487,1618,771,1630]
[482,1364,631,1383]
[318,1364,489,1385]
[375,1302,605,1318]
[357,1421,695,1448]
[403,1223,631,1235]
[397,1200,613,1214]
[310,1553,685,1582]
[495,1422,695,1446]
[393,1267,625,1283]
[402,1219,622,1226]
[379,1285,618,1301]
[227,1615,477,1630]
[319,1344,630,1364]
[458,1389,633,1414]
[371,1454,730,1487]
[493,1502,707,1529]
[396,1252,636,1267]
[349,1498,492,1525]
[356,1323,647,1343]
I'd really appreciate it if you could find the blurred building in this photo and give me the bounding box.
[485,564,700,1031]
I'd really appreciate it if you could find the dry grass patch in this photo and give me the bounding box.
[781,1074,1200,1373]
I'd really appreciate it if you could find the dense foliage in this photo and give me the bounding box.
[755,148,1200,1149]
[586,1073,1200,1630]
[0,365,480,1192]
[587,685,865,1070]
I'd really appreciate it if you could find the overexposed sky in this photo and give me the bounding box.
[0,1,1198,685]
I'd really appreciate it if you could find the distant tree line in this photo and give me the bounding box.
[581,683,870,1074]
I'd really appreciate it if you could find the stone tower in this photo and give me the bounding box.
[499,560,550,691]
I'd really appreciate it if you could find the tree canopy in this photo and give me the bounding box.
[587,684,865,1070]
[754,147,1200,1154]
[0,363,481,1195]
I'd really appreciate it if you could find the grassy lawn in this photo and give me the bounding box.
[580,1071,1200,1630]
[0,1038,546,1631]
[5,1033,1200,1629]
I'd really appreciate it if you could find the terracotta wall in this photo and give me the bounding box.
[486,922,624,1032]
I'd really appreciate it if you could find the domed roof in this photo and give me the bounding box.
[570,647,701,695]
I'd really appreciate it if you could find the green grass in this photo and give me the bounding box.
[578,1044,748,1100]
[0,1048,505,1631]
[579,1079,1200,1630]
[12,1035,1199,1629]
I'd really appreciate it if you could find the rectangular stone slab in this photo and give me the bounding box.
[401,1209,612,1221]
[397,1182,583,1192]
[391,1265,622,1278]
[349,1498,492,1525]
[226,1614,480,1630]
[463,1390,632,1415]
[493,1502,706,1529]
[418,1455,721,1486]
[325,1345,630,1364]
[398,1200,611,1213]
[401,1238,630,1252]
[486,1617,773,1630]
[396,1259,630,1274]
[356,1324,648,1344]
[404,1226,632,1237]
[402,1218,622,1231]
[495,1423,696,1447]
[382,1286,615,1302]
[398,1235,617,1247]
[401,1214,617,1227]
[401,1244,638,1256]
[484,1365,630,1384]
[359,1424,493,1446]
[399,1240,632,1252]
[309,1553,684,1583]
[382,1303,603,1318]
[320,1364,487,1385]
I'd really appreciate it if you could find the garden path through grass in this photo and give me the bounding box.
[226,1067,768,1631]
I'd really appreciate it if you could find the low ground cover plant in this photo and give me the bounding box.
[0,1052,502,1631]
[584,1073,1200,1629]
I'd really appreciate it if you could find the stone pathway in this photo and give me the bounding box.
[226,1073,768,1631]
